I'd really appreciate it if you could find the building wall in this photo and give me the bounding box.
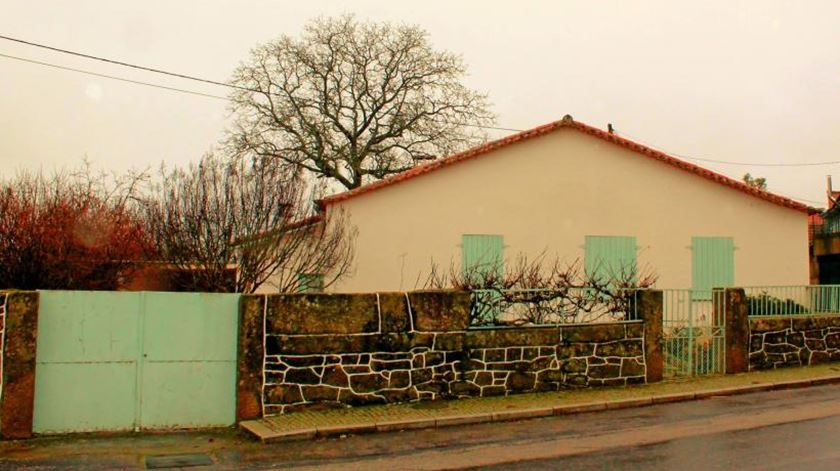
[326,129,809,292]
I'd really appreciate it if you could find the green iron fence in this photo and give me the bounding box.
[744,285,840,316]
[662,289,725,377]
[469,287,641,327]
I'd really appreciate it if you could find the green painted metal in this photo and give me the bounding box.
[33,291,239,433]
[34,291,141,433]
[462,235,504,323]
[584,236,637,282]
[662,289,725,377]
[744,285,840,316]
[823,211,840,235]
[140,292,238,428]
[691,237,734,298]
[461,234,504,281]
[297,273,325,293]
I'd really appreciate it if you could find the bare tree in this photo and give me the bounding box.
[143,154,355,293]
[0,163,149,290]
[228,15,495,190]
[423,253,658,326]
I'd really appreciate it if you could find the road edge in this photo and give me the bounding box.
[240,374,840,443]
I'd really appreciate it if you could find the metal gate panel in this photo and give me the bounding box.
[139,292,238,429]
[662,289,726,377]
[33,291,239,433]
[33,291,141,433]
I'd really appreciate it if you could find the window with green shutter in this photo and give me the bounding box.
[461,234,504,283]
[297,273,325,293]
[691,237,734,297]
[584,236,638,283]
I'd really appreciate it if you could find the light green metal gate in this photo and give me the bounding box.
[33,291,239,433]
[662,289,725,377]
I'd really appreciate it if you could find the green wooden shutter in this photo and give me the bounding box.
[297,273,325,293]
[462,234,504,283]
[584,236,637,282]
[691,237,734,294]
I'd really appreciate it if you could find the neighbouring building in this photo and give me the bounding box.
[809,178,840,284]
[119,263,237,292]
[276,116,816,293]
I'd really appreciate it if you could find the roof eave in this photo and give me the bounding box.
[319,116,817,215]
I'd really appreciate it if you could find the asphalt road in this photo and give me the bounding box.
[483,415,840,471]
[286,384,840,471]
[4,383,840,470]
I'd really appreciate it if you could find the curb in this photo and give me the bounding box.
[240,373,840,443]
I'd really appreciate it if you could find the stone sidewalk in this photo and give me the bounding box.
[243,363,840,442]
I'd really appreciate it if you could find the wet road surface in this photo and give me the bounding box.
[483,415,840,470]
[3,383,840,469]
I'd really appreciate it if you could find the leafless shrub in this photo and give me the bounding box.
[0,162,150,290]
[142,153,355,293]
[423,253,658,325]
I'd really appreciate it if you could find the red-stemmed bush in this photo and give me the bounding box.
[0,165,151,290]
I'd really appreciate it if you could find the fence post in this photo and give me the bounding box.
[638,290,664,383]
[724,288,750,374]
[0,291,40,439]
[236,294,265,422]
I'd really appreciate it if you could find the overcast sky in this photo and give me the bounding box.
[1,1,838,206]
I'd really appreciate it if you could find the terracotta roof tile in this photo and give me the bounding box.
[318,116,817,214]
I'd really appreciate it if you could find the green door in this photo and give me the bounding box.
[691,237,735,297]
[584,236,637,282]
[33,291,239,433]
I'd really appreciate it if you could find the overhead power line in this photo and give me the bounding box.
[0,33,252,92]
[0,44,519,132]
[616,130,840,168]
[0,49,827,206]
[0,52,229,100]
[793,196,824,205]
[678,155,840,167]
[0,34,519,132]
[0,32,835,166]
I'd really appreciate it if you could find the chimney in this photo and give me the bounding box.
[828,175,835,209]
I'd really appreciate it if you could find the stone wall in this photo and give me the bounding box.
[749,315,840,370]
[0,291,39,439]
[242,291,653,415]
[0,292,6,394]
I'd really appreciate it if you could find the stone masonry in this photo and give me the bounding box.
[0,292,6,392]
[749,315,840,370]
[250,291,649,415]
[0,291,39,439]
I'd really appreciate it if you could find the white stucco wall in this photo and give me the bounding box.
[319,128,809,292]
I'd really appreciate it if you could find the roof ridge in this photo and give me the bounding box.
[318,117,817,214]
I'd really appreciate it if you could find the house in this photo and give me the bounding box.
[289,115,816,293]
[809,179,840,284]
